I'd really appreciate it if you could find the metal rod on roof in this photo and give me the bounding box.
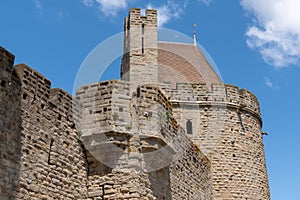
[193,24,197,46]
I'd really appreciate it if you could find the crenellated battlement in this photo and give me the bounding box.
[11,64,78,124]
[121,8,159,92]
[160,82,261,118]
[0,47,89,199]
[14,64,51,104]
[128,8,157,28]
[76,80,262,149]
[76,80,131,135]
[0,46,16,87]
[0,6,270,198]
[0,47,15,69]
[76,81,181,142]
[76,80,213,197]
[49,88,74,122]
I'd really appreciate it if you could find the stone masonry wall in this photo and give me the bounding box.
[12,64,88,199]
[76,81,212,199]
[161,82,270,199]
[169,131,212,200]
[121,8,158,93]
[0,43,269,199]
[0,47,22,200]
[137,85,211,199]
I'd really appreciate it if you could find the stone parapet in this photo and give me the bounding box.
[161,82,261,123]
[14,64,51,105]
[128,8,157,28]
[0,47,22,200]
[5,61,89,199]
[0,46,15,84]
[76,80,213,199]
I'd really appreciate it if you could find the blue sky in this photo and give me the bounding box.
[1,0,300,199]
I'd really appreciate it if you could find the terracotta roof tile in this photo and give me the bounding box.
[157,42,222,88]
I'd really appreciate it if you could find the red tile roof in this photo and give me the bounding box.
[158,42,222,88]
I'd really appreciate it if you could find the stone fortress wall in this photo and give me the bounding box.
[0,48,88,200]
[0,47,22,200]
[119,7,270,199]
[76,81,212,199]
[0,46,213,199]
[160,82,270,199]
[0,6,270,200]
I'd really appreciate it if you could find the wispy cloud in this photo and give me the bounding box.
[241,0,300,68]
[82,0,126,16]
[147,2,186,27]
[264,76,279,90]
[82,0,94,7]
[264,77,273,88]
[32,0,42,9]
[32,0,43,16]
[199,0,212,6]
[81,0,193,26]
[95,0,127,16]
[57,10,70,19]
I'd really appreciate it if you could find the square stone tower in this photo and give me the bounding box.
[121,8,158,92]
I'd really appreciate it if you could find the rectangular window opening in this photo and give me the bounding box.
[142,37,144,54]
[48,139,54,165]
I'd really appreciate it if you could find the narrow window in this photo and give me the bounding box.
[186,120,193,134]
[142,37,144,54]
[137,86,141,98]
[142,24,145,35]
[48,139,54,165]
[142,24,145,54]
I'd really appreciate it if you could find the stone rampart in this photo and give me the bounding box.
[160,82,269,199]
[76,81,212,199]
[161,82,261,122]
[0,43,269,199]
[0,60,89,199]
[0,47,22,200]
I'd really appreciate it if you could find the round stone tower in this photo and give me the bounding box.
[200,85,270,199]
[120,7,270,199]
[163,82,270,199]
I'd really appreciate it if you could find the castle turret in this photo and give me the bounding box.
[121,8,158,92]
[163,82,270,199]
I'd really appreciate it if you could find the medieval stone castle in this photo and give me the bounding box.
[0,8,270,200]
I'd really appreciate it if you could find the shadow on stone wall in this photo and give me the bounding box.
[149,167,172,200]
[0,48,22,199]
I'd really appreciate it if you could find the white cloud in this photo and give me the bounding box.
[81,0,188,26]
[82,0,94,7]
[199,0,212,5]
[80,0,213,27]
[57,10,70,19]
[241,0,300,68]
[82,0,126,16]
[264,76,279,90]
[96,0,127,16]
[264,77,273,88]
[32,0,42,9]
[147,2,186,27]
